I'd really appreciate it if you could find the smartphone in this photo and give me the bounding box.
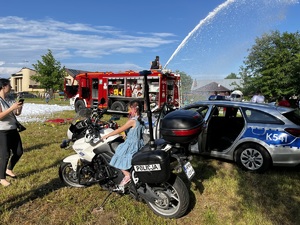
[18,98,25,104]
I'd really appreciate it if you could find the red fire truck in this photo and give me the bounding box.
[64,70,181,113]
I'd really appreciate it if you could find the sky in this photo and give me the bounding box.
[0,0,299,80]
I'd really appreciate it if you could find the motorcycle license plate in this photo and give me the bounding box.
[183,162,195,180]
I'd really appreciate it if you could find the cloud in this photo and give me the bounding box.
[0,16,177,77]
[0,16,175,57]
[0,66,21,78]
[65,62,143,73]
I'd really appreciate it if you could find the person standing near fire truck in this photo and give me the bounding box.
[150,56,162,70]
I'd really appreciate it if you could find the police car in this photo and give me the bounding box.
[183,100,300,173]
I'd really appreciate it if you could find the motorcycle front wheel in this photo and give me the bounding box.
[59,162,86,188]
[146,174,190,218]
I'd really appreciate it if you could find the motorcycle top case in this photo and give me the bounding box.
[132,148,170,184]
[161,110,204,143]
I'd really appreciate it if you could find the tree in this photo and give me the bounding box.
[240,31,300,100]
[236,66,256,98]
[31,49,66,93]
[225,72,239,79]
[292,53,300,94]
[176,70,193,94]
[174,70,193,104]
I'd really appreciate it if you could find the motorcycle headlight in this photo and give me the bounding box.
[84,130,93,143]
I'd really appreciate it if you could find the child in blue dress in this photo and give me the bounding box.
[101,100,144,186]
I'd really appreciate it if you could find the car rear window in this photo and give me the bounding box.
[282,109,300,126]
[243,108,284,124]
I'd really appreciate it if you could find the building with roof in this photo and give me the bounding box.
[9,67,87,94]
[191,79,242,92]
[183,78,243,103]
[10,67,43,93]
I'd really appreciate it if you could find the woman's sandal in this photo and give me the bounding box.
[0,179,11,187]
[6,173,17,179]
[6,170,17,178]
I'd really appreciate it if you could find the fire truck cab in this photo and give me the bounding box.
[64,70,180,113]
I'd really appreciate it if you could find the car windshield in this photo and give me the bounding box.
[282,108,300,126]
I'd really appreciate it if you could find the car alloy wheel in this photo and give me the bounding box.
[236,143,271,173]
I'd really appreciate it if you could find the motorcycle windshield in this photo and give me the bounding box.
[71,108,92,125]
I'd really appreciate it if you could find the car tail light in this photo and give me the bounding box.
[285,128,300,137]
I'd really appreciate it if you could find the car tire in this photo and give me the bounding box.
[236,143,271,173]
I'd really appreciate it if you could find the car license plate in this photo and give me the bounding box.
[183,162,195,180]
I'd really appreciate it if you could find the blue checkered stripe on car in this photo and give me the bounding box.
[241,127,300,148]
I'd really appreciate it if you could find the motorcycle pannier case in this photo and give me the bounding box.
[161,110,204,143]
[132,149,170,183]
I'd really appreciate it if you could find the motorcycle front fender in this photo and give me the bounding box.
[62,154,80,171]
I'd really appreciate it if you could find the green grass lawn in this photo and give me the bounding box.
[1,107,300,225]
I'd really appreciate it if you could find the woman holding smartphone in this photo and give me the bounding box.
[0,78,24,187]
